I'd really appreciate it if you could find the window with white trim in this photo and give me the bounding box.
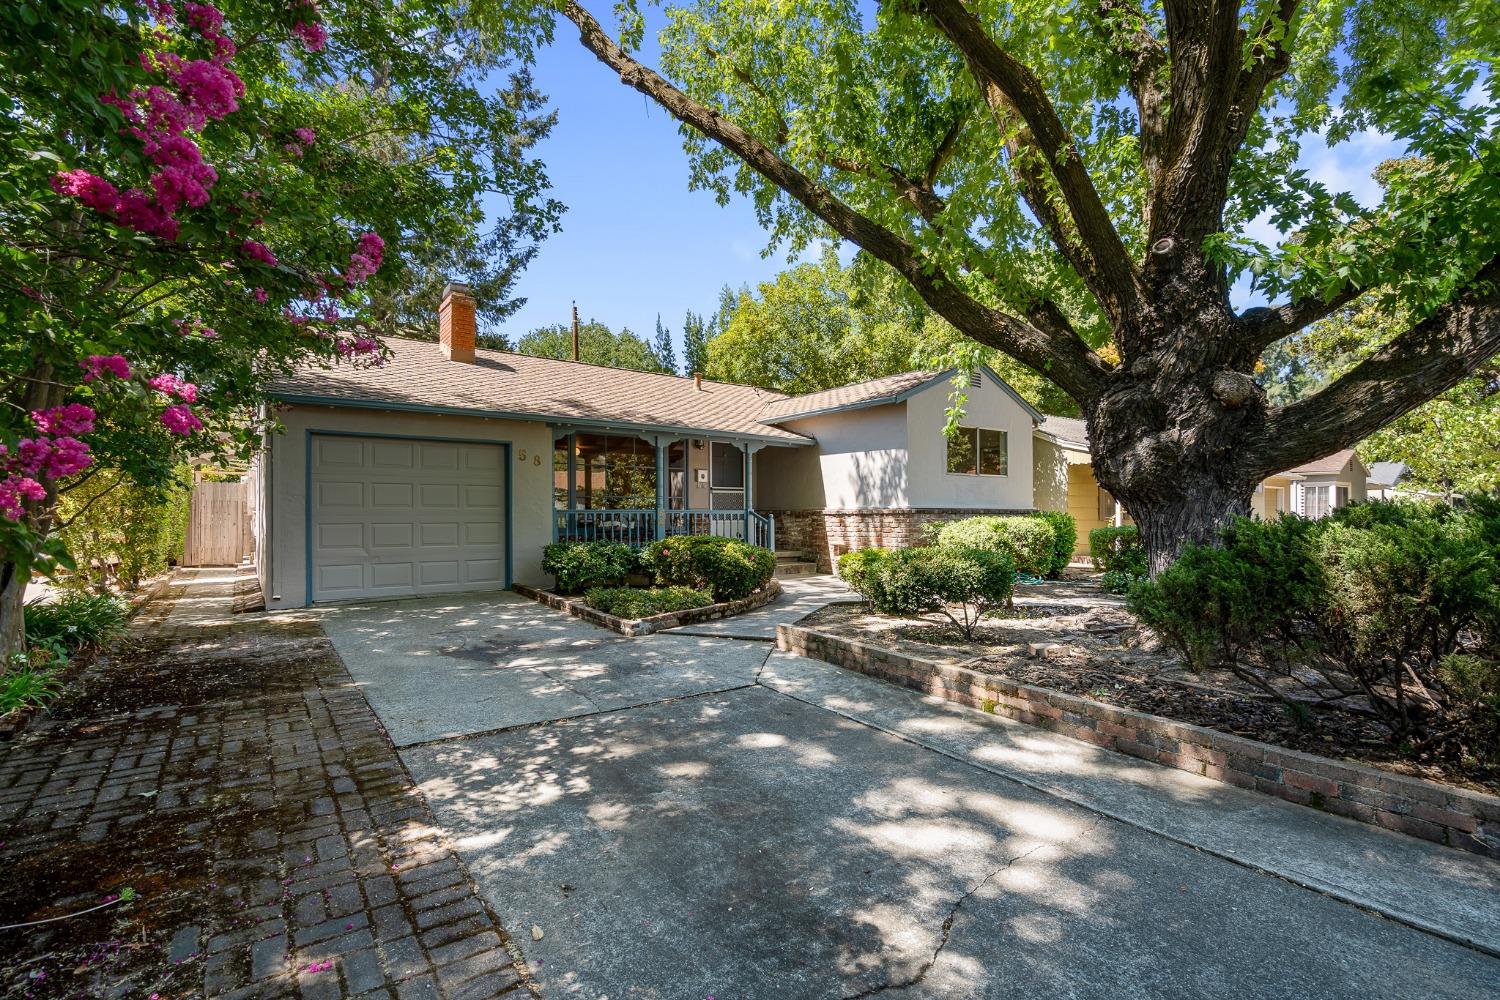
[1303,484,1332,519]
[946,427,1007,476]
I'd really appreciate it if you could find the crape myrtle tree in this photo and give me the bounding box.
[535,0,1500,572]
[0,0,560,654]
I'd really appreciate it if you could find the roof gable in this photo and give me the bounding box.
[759,366,1044,425]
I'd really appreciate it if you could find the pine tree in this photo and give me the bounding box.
[652,313,678,374]
[682,309,709,377]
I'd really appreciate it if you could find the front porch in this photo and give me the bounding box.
[551,429,776,549]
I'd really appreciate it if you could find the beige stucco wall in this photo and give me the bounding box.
[905,376,1036,510]
[1032,437,1072,513]
[259,404,554,609]
[755,404,910,510]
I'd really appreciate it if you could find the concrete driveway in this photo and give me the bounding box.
[316,581,1500,998]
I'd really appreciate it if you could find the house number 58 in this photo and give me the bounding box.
[516,449,542,466]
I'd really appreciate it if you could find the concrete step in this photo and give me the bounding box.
[773,561,820,578]
[775,550,813,562]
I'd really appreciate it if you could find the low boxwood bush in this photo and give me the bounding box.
[934,515,1054,577]
[837,548,891,606]
[1031,510,1077,579]
[583,585,713,619]
[646,535,775,601]
[871,546,1014,640]
[1130,501,1500,755]
[1089,525,1146,591]
[24,592,130,654]
[1128,516,1323,675]
[541,540,637,594]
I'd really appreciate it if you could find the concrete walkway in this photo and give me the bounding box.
[664,573,855,639]
[314,583,1500,998]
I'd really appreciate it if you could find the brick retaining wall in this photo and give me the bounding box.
[764,508,1033,573]
[514,582,781,637]
[776,623,1500,858]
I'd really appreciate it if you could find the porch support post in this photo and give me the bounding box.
[654,435,668,540]
[744,443,766,543]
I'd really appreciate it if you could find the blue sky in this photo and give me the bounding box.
[496,13,1405,360]
[493,24,810,359]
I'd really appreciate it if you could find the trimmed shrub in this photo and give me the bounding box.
[24,592,130,654]
[934,515,1053,577]
[1089,524,1145,574]
[1031,510,1077,579]
[872,546,1014,639]
[837,548,891,606]
[646,535,775,601]
[583,586,713,619]
[1314,513,1500,740]
[1128,516,1323,677]
[541,540,637,594]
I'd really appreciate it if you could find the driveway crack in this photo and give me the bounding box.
[527,662,607,713]
[840,813,1105,999]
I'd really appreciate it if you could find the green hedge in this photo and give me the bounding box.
[933,515,1054,577]
[1128,501,1500,752]
[837,548,891,606]
[541,540,639,594]
[645,535,775,601]
[583,586,713,619]
[870,546,1014,640]
[1089,524,1146,591]
[1030,510,1077,578]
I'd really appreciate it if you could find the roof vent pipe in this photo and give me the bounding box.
[694,372,703,391]
[571,302,580,362]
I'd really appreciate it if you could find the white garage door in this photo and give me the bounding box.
[309,434,507,602]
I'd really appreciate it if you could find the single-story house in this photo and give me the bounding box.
[252,283,1374,607]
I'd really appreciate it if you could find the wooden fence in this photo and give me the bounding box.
[182,479,252,567]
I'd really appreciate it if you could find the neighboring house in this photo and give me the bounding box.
[252,283,1377,607]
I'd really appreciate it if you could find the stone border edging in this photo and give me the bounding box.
[776,622,1500,859]
[514,580,782,637]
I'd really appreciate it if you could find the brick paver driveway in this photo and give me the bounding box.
[0,570,532,1000]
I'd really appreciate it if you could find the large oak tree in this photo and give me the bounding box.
[533,0,1499,570]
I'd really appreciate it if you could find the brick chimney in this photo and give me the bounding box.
[438,281,476,363]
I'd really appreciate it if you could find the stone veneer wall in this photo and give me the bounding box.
[777,623,1500,858]
[763,508,1034,572]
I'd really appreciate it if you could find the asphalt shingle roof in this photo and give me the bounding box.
[269,337,810,444]
[758,370,943,423]
[1036,415,1089,449]
[1284,448,1357,476]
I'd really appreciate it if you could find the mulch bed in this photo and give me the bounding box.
[802,590,1500,796]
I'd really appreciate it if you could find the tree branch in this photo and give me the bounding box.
[918,0,1144,325]
[1255,259,1500,475]
[1239,281,1365,354]
[561,0,1109,402]
[1092,1,1167,201]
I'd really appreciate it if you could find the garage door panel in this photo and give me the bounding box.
[310,435,506,602]
[370,523,414,549]
[465,523,502,546]
[419,483,460,507]
[420,444,460,470]
[316,438,365,466]
[370,563,415,590]
[318,481,364,507]
[318,522,365,550]
[466,559,503,583]
[370,442,414,468]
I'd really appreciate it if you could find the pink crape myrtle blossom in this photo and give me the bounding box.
[252,287,268,303]
[293,20,327,52]
[292,127,316,145]
[0,476,47,521]
[344,232,384,285]
[148,373,199,402]
[241,239,278,267]
[81,355,131,382]
[31,404,96,437]
[160,404,204,436]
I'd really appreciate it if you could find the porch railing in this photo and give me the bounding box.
[554,508,774,550]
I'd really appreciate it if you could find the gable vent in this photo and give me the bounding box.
[967,370,982,388]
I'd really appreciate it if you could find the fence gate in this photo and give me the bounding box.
[182,479,252,567]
